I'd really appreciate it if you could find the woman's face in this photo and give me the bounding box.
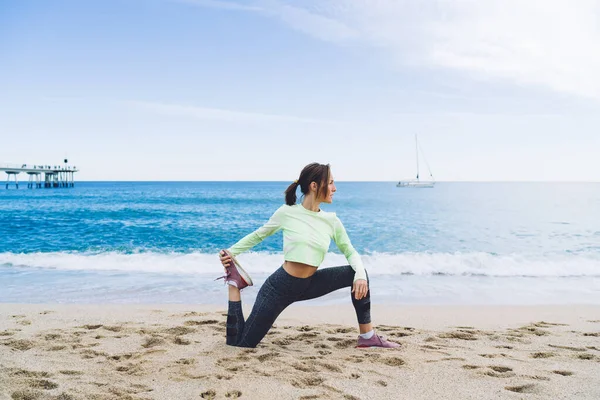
[321,174,336,203]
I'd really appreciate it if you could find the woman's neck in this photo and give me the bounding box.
[301,197,321,212]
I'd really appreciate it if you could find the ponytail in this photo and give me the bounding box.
[284,163,330,206]
[284,181,299,205]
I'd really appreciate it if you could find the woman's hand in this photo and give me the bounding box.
[219,250,232,272]
[352,279,368,300]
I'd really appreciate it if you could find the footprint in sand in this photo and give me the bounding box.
[141,336,165,348]
[438,331,478,341]
[292,375,325,388]
[116,362,145,375]
[389,331,412,338]
[179,311,208,317]
[530,352,555,359]
[26,379,59,390]
[332,339,356,349]
[326,327,354,334]
[272,338,291,346]
[576,353,596,360]
[522,375,550,381]
[515,325,550,337]
[345,355,364,363]
[109,353,134,361]
[479,353,508,359]
[292,362,312,372]
[185,319,220,326]
[5,339,36,351]
[173,336,191,345]
[163,326,196,335]
[256,352,280,362]
[505,383,537,393]
[81,324,103,330]
[553,370,573,376]
[380,357,405,367]
[295,332,319,340]
[59,370,83,376]
[80,349,108,359]
[44,333,62,341]
[225,390,242,398]
[102,325,124,332]
[200,389,217,399]
[9,368,53,378]
[297,325,315,332]
[483,366,515,378]
[532,321,568,327]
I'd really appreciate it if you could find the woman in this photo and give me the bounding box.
[218,162,400,349]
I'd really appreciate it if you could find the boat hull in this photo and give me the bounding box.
[396,181,435,188]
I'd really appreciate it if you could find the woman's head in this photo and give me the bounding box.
[284,162,336,206]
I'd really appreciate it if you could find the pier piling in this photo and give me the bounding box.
[1,162,78,189]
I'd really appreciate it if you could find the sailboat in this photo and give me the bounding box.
[396,134,435,188]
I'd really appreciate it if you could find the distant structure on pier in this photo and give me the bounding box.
[1,159,79,189]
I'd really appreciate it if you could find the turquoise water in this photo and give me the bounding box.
[1,182,599,304]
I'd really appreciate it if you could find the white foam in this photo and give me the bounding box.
[1,251,599,277]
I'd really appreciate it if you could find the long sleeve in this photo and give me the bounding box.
[333,216,367,282]
[227,205,286,256]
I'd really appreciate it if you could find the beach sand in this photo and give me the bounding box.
[1,303,599,400]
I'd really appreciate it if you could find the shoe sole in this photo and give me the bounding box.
[223,250,253,286]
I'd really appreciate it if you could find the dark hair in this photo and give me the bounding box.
[284,162,331,206]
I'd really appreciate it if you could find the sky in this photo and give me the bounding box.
[1,0,599,182]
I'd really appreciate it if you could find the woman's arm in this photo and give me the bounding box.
[227,205,286,257]
[333,216,367,282]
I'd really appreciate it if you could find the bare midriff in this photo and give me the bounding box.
[283,260,318,278]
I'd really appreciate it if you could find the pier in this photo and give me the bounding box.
[1,160,78,189]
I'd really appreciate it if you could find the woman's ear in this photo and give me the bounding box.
[309,181,317,193]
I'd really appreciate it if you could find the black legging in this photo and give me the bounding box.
[226,265,370,348]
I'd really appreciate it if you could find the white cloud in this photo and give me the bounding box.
[127,100,335,124]
[181,0,600,99]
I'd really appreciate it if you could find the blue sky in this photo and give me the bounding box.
[1,0,599,181]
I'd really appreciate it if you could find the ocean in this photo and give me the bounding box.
[1,182,599,305]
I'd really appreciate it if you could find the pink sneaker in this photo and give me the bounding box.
[215,249,253,290]
[357,333,401,348]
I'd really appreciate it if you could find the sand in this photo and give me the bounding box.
[1,303,599,400]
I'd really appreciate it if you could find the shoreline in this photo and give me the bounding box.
[1,304,599,399]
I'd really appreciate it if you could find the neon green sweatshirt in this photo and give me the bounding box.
[228,204,367,282]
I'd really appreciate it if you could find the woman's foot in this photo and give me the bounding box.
[356,332,400,348]
[216,250,253,290]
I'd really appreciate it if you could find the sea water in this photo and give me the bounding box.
[1,182,599,305]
